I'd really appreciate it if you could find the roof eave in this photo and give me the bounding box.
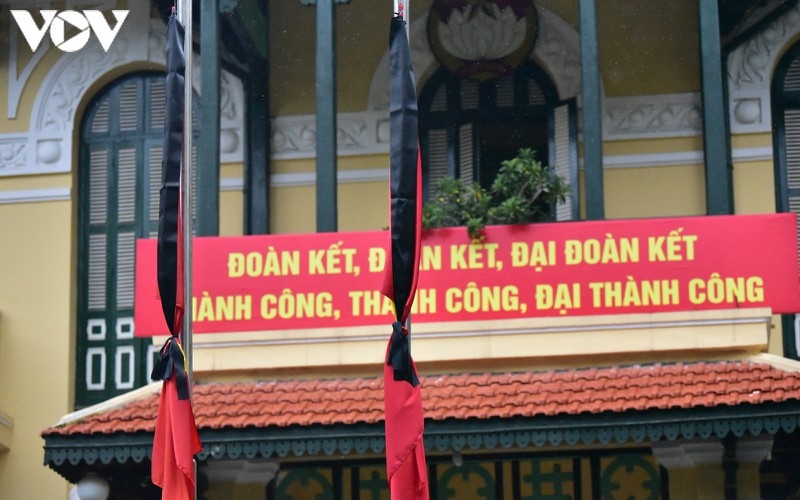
[44,401,800,483]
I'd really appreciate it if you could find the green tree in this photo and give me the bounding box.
[423,148,568,241]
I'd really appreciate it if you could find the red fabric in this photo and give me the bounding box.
[382,14,428,498]
[152,372,201,500]
[382,152,428,499]
[384,337,429,500]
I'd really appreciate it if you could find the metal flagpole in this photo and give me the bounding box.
[177,0,194,392]
[177,0,196,496]
[393,0,409,24]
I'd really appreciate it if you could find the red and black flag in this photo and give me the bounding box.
[381,11,429,500]
[150,9,201,500]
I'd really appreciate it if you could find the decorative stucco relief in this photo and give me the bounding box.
[367,5,581,112]
[727,3,800,133]
[604,94,702,139]
[0,4,244,175]
[9,2,796,174]
[271,112,389,160]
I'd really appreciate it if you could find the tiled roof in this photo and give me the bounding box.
[42,359,800,437]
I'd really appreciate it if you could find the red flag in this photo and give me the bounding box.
[151,340,201,500]
[150,9,201,499]
[382,11,429,500]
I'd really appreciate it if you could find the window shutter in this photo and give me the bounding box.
[496,76,515,108]
[773,44,800,360]
[88,149,108,225]
[784,108,800,264]
[459,123,474,186]
[119,81,139,132]
[78,74,177,408]
[149,78,167,130]
[460,80,479,110]
[528,79,547,106]
[426,128,449,193]
[87,233,107,311]
[549,99,579,221]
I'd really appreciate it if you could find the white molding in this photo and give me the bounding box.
[726,2,800,134]
[84,347,107,391]
[195,311,770,350]
[220,177,243,191]
[220,167,389,191]
[271,112,389,160]
[1,4,245,176]
[601,146,772,170]
[603,93,702,140]
[0,187,70,204]
[271,167,389,187]
[748,352,800,372]
[0,146,768,204]
[53,381,160,427]
[114,345,135,390]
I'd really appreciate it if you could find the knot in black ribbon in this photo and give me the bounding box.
[150,335,190,400]
[386,321,419,387]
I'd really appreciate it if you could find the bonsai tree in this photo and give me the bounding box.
[422,148,568,241]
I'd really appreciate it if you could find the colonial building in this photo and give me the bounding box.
[1,0,800,498]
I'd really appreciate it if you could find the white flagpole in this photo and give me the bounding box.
[393,0,408,22]
[177,0,196,495]
[177,0,194,390]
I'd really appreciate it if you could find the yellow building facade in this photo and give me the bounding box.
[1,0,800,498]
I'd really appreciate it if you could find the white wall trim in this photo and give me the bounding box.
[220,168,389,191]
[602,146,773,169]
[0,146,770,202]
[271,168,389,187]
[0,187,71,204]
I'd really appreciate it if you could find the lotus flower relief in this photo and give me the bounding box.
[427,0,537,80]
[437,3,528,61]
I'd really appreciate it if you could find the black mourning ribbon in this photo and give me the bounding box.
[386,322,420,387]
[157,11,185,336]
[151,336,190,400]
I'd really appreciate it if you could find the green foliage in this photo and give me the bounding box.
[422,148,568,241]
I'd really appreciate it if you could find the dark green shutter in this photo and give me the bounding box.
[77,74,186,408]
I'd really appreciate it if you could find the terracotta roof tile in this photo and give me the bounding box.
[42,359,800,437]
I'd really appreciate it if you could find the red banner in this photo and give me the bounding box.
[134,214,800,336]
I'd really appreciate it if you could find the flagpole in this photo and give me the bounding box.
[393,0,409,22]
[178,0,196,497]
[177,0,194,392]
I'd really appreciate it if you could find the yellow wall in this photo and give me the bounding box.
[266,0,703,118]
[605,164,706,219]
[0,200,74,500]
[268,155,390,234]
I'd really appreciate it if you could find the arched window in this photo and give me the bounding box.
[771,42,800,360]
[419,61,578,220]
[76,72,198,408]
